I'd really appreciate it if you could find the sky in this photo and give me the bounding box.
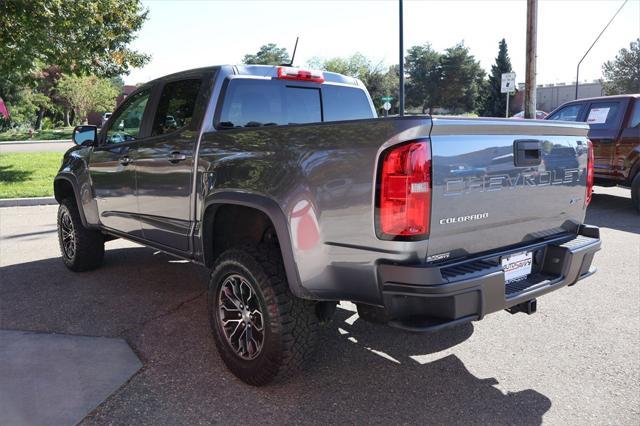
[123,0,640,86]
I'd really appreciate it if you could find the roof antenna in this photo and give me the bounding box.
[287,36,299,66]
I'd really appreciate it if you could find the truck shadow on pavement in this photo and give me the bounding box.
[0,245,552,425]
[587,190,639,234]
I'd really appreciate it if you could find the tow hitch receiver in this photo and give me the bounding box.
[506,299,537,315]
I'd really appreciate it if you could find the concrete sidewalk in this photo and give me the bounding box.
[0,197,57,207]
[0,140,73,153]
[0,330,141,426]
[0,139,71,144]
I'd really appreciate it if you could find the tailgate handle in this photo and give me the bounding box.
[513,140,541,167]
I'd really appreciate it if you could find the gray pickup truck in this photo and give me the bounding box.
[56,65,601,385]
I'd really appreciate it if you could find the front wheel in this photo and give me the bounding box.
[208,245,318,386]
[57,198,104,271]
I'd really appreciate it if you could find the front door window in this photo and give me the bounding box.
[105,89,151,144]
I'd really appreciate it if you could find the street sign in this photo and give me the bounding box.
[501,72,516,93]
[381,96,394,102]
[383,102,391,111]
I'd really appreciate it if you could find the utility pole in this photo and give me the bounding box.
[399,0,405,117]
[524,0,537,119]
[575,0,627,99]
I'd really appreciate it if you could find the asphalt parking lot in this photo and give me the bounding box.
[0,186,638,425]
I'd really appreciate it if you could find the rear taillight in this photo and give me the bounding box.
[378,140,431,239]
[277,66,324,83]
[586,139,594,206]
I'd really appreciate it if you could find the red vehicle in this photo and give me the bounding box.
[547,94,640,212]
[511,110,548,120]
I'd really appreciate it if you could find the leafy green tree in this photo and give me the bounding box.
[602,38,640,95]
[308,53,398,113]
[405,44,442,114]
[364,66,399,113]
[4,89,51,128]
[439,43,485,114]
[309,53,372,79]
[57,75,118,124]
[0,0,149,96]
[480,39,514,117]
[110,76,126,92]
[242,44,290,65]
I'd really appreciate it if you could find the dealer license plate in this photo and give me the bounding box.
[501,251,533,283]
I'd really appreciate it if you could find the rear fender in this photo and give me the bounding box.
[625,147,640,184]
[200,191,310,299]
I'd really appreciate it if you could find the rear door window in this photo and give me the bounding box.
[217,79,321,128]
[151,79,202,136]
[627,100,640,129]
[585,101,622,129]
[547,103,583,122]
[323,85,375,122]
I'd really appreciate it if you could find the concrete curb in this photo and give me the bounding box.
[0,139,71,145]
[0,197,57,207]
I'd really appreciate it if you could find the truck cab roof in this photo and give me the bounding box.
[140,64,362,88]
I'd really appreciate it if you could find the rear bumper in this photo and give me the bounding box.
[378,225,601,332]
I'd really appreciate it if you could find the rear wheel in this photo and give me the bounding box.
[57,198,104,271]
[632,173,640,213]
[208,245,318,386]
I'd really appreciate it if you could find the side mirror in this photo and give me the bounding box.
[72,125,97,147]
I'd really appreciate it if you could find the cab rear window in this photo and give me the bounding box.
[216,79,373,129]
[217,79,320,128]
[322,85,375,122]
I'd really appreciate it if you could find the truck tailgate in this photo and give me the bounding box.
[427,118,590,260]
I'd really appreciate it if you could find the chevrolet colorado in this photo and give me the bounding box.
[55,65,601,385]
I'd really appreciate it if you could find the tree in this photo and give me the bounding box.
[405,44,442,113]
[4,89,51,128]
[110,76,126,92]
[602,38,640,95]
[308,53,398,113]
[0,0,150,95]
[57,75,118,124]
[439,43,485,114]
[309,53,372,79]
[242,44,290,65]
[480,39,514,117]
[364,66,399,113]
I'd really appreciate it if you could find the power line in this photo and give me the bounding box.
[575,0,628,99]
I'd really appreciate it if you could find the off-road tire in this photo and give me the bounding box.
[57,198,104,271]
[208,244,318,386]
[631,172,640,213]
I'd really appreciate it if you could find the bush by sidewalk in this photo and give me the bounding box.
[0,152,61,198]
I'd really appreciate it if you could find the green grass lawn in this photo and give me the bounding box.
[0,152,62,198]
[0,127,74,142]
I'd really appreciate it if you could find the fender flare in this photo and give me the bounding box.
[54,174,89,228]
[628,151,640,184]
[201,192,311,299]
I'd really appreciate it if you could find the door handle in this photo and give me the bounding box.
[513,140,542,167]
[168,151,187,163]
[119,156,133,166]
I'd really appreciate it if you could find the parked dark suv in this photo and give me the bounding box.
[547,94,640,211]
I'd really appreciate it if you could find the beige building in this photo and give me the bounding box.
[513,80,604,113]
